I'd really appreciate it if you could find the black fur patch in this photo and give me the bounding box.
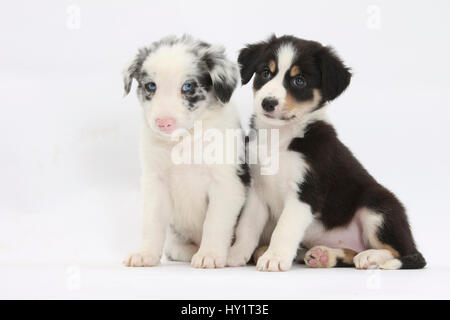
[399,253,426,269]
[198,71,213,90]
[289,121,424,266]
[253,59,278,90]
[238,162,251,187]
[213,81,236,105]
[316,46,352,101]
[135,73,157,102]
[238,40,270,85]
[182,80,208,111]
[249,114,256,130]
[238,135,251,187]
[201,51,217,70]
[123,47,152,95]
[200,46,238,104]
[334,259,354,268]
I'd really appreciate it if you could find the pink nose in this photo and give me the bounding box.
[156,117,176,133]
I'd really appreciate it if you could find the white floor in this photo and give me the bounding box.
[2,260,449,300]
[1,185,447,300]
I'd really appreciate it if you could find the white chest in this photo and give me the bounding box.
[167,164,212,243]
[252,147,309,219]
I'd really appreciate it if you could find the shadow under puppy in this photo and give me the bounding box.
[123,35,248,268]
[228,35,426,271]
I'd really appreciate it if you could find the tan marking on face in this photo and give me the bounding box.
[282,88,322,113]
[268,60,276,73]
[290,65,301,77]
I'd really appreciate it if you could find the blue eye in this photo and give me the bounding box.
[292,76,307,88]
[261,69,272,79]
[182,82,193,93]
[145,82,156,92]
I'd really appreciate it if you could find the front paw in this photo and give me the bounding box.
[191,251,226,269]
[123,251,161,267]
[227,245,251,267]
[256,251,293,272]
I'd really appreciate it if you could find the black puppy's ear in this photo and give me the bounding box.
[317,46,352,101]
[200,44,239,104]
[238,41,268,85]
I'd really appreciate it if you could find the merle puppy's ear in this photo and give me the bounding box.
[122,48,150,96]
[238,41,268,85]
[317,46,352,101]
[122,59,137,96]
[200,45,239,104]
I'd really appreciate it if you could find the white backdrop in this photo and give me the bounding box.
[1,0,450,299]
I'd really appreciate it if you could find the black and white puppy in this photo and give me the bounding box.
[123,35,247,268]
[228,35,426,271]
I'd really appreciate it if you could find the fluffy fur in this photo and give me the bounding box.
[123,35,247,268]
[228,35,425,271]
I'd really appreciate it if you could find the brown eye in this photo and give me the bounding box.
[261,69,272,79]
[292,76,307,88]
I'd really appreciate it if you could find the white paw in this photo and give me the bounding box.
[191,251,226,269]
[256,251,293,272]
[123,251,161,267]
[227,245,251,267]
[353,249,393,269]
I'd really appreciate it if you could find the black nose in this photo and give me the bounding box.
[262,98,278,112]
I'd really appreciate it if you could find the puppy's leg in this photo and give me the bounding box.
[294,246,309,264]
[354,203,426,270]
[251,245,269,264]
[304,246,356,268]
[123,175,171,267]
[191,175,246,269]
[353,249,398,270]
[227,189,269,267]
[165,228,198,262]
[257,194,313,272]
